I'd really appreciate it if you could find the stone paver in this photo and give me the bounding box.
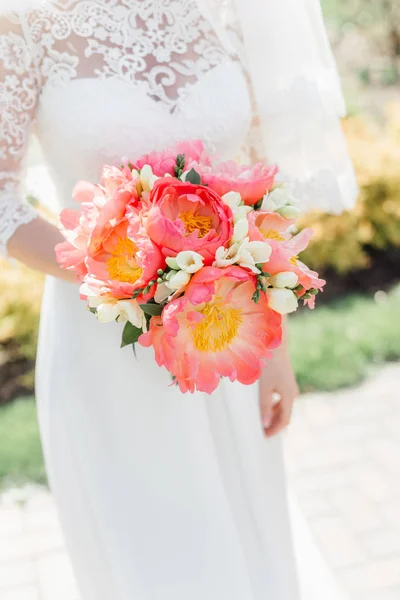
[0,363,399,599]
[285,363,400,599]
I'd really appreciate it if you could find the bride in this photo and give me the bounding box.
[1,1,357,598]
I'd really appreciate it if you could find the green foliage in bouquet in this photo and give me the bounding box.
[300,105,400,274]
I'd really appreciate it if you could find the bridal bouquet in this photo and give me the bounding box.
[56,141,325,394]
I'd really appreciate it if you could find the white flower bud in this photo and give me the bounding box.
[276,205,302,220]
[270,271,299,289]
[245,241,272,264]
[166,270,191,291]
[233,205,252,224]
[154,282,172,304]
[221,191,242,211]
[175,250,204,273]
[231,218,249,243]
[266,288,299,314]
[96,302,121,323]
[139,164,154,192]
[268,186,295,208]
[117,300,145,328]
[165,256,179,270]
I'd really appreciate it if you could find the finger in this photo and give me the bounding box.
[265,396,294,438]
[259,388,275,429]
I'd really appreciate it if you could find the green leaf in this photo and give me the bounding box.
[185,168,201,185]
[253,198,264,210]
[139,303,163,316]
[121,321,142,348]
[88,307,97,315]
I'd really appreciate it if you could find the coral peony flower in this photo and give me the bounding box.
[191,160,278,206]
[135,140,211,177]
[144,179,233,264]
[55,181,108,278]
[139,266,282,394]
[56,174,140,277]
[247,210,293,246]
[101,165,139,205]
[266,229,326,308]
[86,219,164,299]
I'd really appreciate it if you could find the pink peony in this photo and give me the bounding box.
[247,210,294,246]
[144,178,233,265]
[191,160,278,206]
[101,164,139,204]
[135,140,211,177]
[54,183,106,279]
[139,266,282,394]
[265,229,326,308]
[86,219,164,299]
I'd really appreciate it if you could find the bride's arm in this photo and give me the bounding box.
[7,218,76,282]
[0,13,74,282]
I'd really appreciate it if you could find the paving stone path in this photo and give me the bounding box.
[1,364,399,600]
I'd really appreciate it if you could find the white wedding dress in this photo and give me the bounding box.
[0,2,349,599]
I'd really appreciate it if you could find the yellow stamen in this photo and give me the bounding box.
[106,237,143,284]
[261,228,285,242]
[192,302,242,352]
[290,255,299,266]
[179,211,213,238]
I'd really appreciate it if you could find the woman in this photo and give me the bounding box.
[0,1,357,598]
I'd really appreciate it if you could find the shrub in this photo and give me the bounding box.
[0,260,43,403]
[300,104,400,275]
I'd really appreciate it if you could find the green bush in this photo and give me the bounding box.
[0,396,46,488]
[289,285,400,392]
[300,105,400,274]
[0,261,43,403]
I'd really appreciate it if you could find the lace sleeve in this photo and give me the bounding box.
[0,10,40,256]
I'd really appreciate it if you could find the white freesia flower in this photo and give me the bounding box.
[270,271,299,289]
[140,164,158,192]
[154,282,172,304]
[89,296,145,327]
[276,205,302,219]
[96,302,121,323]
[231,218,249,243]
[261,184,299,213]
[213,242,243,268]
[214,239,271,273]
[165,256,179,270]
[175,250,204,273]
[166,270,191,291]
[117,300,146,327]
[266,288,298,314]
[221,191,242,211]
[237,241,272,273]
[233,205,252,224]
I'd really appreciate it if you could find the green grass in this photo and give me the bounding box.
[1,285,400,487]
[0,397,46,489]
[289,285,400,392]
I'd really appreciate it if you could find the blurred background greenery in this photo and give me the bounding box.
[1,0,400,486]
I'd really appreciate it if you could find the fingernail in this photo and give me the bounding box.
[263,417,271,428]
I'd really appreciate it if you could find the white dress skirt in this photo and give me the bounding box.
[0,3,349,597]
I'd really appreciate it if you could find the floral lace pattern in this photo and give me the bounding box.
[0,13,40,251]
[27,0,232,107]
[0,0,236,251]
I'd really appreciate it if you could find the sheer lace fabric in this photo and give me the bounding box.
[0,0,237,252]
[0,12,40,252]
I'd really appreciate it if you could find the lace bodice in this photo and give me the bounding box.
[0,0,252,253]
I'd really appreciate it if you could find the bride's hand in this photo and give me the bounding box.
[259,326,299,438]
